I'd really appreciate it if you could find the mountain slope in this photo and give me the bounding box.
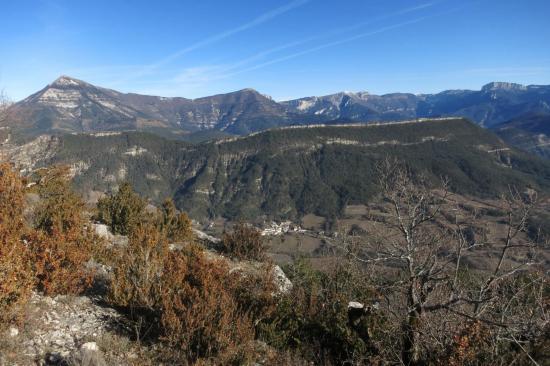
[282,91,419,122]
[492,114,550,158]
[9,76,178,136]
[17,118,550,220]
[7,76,293,138]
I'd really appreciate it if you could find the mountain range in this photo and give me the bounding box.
[5,76,550,147]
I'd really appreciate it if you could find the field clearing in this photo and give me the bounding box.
[263,192,550,272]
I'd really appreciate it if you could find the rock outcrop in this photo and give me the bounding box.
[1,293,123,365]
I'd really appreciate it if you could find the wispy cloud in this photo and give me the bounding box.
[113,0,311,85]
[172,65,228,86]
[227,6,464,77]
[121,1,464,97]
[166,2,441,88]
[228,17,433,77]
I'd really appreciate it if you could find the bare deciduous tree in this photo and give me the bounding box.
[334,158,548,365]
[0,91,10,125]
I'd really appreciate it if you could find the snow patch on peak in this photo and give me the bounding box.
[50,75,85,87]
[38,88,81,109]
[297,99,316,111]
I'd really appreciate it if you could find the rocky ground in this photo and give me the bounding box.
[0,292,142,365]
[0,224,292,366]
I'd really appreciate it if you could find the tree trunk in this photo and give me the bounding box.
[402,283,423,365]
[402,308,422,365]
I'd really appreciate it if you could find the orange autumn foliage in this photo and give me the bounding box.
[221,222,267,261]
[0,163,34,326]
[160,246,255,364]
[108,219,280,363]
[29,166,97,295]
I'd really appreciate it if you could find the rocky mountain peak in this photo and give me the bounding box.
[240,87,260,94]
[50,75,88,88]
[237,88,274,100]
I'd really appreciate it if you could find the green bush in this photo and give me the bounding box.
[96,182,147,235]
[159,198,194,243]
[258,259,380,365]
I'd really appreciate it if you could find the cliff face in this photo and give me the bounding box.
[0,135,60,174]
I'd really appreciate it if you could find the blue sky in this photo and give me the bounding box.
[2,0,550,101]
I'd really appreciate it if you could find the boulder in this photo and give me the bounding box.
[69,342,106,366]
[92,223,128,247]
[272,265,293,293]
[92,224,113,240]
[9,327,19,337]
[193,228,221,244]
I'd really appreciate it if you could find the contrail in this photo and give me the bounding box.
[228,18,431,76]
[171,2,438,84]
[230,2,437,70]
[114,0,311,84]
[226,7,461,78]
[153,0,310,67]
[321,2,437,37]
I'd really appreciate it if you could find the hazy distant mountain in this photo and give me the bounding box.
[6,76,550,140]
[282,91,419,122]
[283,82,550,127]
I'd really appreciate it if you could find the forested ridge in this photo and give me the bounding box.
[43,118,550,220]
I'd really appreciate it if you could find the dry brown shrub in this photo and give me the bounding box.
[26,230,95,296]
[159,245,255,364]
[230,262,279,323]
[0,163,34,326]
[110,227,257,363]
[29,166,97,295]
[109,213,279,363]
[109,221,168,310]
[221,222,266,261]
